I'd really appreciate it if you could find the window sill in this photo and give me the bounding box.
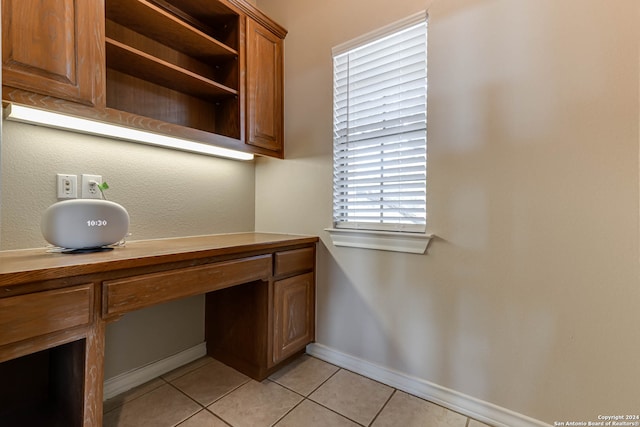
[325,228,434,254]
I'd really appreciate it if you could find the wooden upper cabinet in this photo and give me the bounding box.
[246,18,284,156]
[2,0,105,106]
[1,0,287,158]
[104,0,242,140]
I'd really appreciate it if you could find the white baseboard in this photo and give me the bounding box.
[306,343,551,427]
[103,342,207,400]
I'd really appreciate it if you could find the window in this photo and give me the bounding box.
[332,12,428,236]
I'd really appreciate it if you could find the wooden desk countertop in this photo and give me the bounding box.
[0,232,319,287]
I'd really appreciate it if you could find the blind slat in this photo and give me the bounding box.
[334,173,425,187]
[334,77,426,113]
[334,200,426,208]
[334,141,426,160]
[335,153,426,170]
[335,130,426,153]
[333,15,427,232]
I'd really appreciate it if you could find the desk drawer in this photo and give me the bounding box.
[274,247,315,277]
[0,284,94,347]
[103,255,272,318]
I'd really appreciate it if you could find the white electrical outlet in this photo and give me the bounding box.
[81,174,103,199]
[56,174,78,199]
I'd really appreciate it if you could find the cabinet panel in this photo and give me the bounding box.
[273,272,315,364]
[1,0,104,106]
[205,280,269,379]
[246,18,283,154]
[0,284,94,347]
[0,340,86,427]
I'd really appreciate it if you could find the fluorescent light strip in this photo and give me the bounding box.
[4,104,254,161]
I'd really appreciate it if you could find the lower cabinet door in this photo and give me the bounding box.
[273,272,314,364]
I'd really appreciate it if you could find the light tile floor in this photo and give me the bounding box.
[103,354,492,427]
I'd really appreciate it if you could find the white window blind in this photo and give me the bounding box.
[332,12,427,233]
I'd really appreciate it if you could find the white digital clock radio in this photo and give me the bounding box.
[41,199,130,250]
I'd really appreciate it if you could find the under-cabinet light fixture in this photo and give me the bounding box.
[3,104,254,161]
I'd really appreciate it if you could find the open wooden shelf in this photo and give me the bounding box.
[106,38,237,99]
[105,0,242,140]
[106,0,237,59]
[2,0,286,158]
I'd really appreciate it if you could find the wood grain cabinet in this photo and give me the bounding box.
[0,233,316,427]
[104,0,242,140]
[1,0,104,106]
[246,17,284,156]
[0,284,94,347]
[205,245,316,379]
[1,0,287,158]
[0,283,101,427]
[272,247,316,365]
[273,272,314,364]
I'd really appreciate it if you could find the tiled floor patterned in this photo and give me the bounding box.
[103,354,492,427]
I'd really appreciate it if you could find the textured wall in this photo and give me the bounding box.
[0,121,255,378]
[255,0,640,423]
[0,122,254,248]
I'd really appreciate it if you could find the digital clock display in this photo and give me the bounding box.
[86,219,108,227]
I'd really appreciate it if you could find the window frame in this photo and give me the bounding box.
[327,11,432,253]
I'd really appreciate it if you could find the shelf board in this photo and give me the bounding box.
[106,38,238,99]
[106,0,238,59]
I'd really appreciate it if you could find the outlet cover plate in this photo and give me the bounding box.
[57,173,78,199]
[81,174,103,199]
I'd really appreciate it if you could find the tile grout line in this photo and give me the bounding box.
[301,368,370,427]
[165,382,244,427]
[207,407,237,427]
[269,361,341,397]
[367,388,397,427]
[103,376,171,416]
[170,410,205,427]
[267,379,367,427]
[269,390,305,427]
[166,374,252,411]
[306,355,485,426]
[305,366,397,427]
[310,397,369,427]
[161,357,216,383]
[110,354,483,427]
[163,381,208,427]
[267,367,340,427]
[269,365,370,427]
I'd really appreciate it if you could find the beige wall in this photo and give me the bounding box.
[255,0,640,423]
[1,0,638,421]
[0,121,256,378]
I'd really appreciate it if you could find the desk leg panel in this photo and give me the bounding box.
[84,319,105,427]
[205,280,269,380]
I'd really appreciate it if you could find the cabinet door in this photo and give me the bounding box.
[2,0,104,106]
[273,272,314,364]
[246,18,283,155]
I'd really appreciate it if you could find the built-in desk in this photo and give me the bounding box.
[0,232,318,427]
